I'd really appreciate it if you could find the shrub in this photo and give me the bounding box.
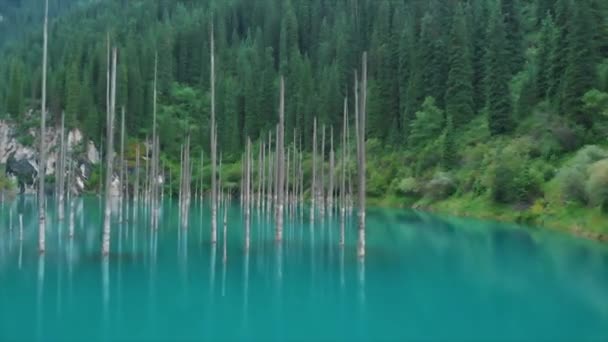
[586,160,608,210]
[395,177,420,197]
[424,172,456,201]
[555,145,608,204]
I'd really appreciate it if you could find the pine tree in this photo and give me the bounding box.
[7,60,23,119]
[560,2,598,126]
[536,14,558,100]
[445,3,474,128]
[441,114,457,169]
[485,5,513,135]
[65,58,80,127]
[501,0,524,74]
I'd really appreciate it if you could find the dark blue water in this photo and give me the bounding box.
[0,196,607,341]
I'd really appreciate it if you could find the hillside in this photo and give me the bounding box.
[0,0,608,236]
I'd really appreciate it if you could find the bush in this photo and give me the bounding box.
[586,160,608,210]
[395,177,420,197]
[424,172,456,200]
[555,146,608,204]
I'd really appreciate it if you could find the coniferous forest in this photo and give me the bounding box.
[1,0,608,235]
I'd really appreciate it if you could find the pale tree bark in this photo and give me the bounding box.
[320,124,325,216]
[102,45,117,257]
[329,126,334,216]
[210,23,218,244]
[276,76,285,241]
[151,53,159,229]
[119,107,125,223]
[311,117,317,221]
[340,98,347,246]
[38,0,49,253]
[356,52,367,258]
[57,111,66,221]
[245,139,251,249]
[134,144,140,204]
[257,142,262,209]
[267,132,272,213]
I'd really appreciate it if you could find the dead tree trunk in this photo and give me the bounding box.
[276,76,285,241]
[102,45,117,257]
[356,53,367,258]
[320,124,326,216]
[329,126,334,216]
[134,144,140,204]
[340,98,347,246]
[119,107,125,223]
[210,23,218,244]
[57,111,66,221]
[311,117,317,221]
[245,139,251,249]
[38,0,49,253]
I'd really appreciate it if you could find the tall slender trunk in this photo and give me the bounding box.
[257,142,262,209]
[276,76,285,241]
[134,144,140,204]
[320,124,325,216]
[311,117,317,221]
[245,139,251,249]
[210,23,218,244]
[340,98,347,246]
[356,53,367,258]
[119,107,125,223]
[102,45,117,257]
[329,126,334,216]
[38,0,49,253]
[57,111,66,221]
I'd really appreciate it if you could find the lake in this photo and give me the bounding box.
[1,196,607,341]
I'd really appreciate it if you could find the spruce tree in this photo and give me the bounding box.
[485,5,513,135]
[560,2,598,126]
[445,3,474,128]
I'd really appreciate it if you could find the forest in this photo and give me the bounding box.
[1,0,608,233]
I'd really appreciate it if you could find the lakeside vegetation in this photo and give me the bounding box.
[0,0,607,237]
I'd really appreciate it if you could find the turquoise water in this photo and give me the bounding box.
[1,196,608,341]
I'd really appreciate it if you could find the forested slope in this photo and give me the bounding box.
[1,0,608,233]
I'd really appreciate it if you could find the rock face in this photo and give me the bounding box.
[0,119,100,195]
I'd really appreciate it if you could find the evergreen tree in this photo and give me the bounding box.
[536,14,558,100]
[485,5,513,135]
[445,4,474,128]
[560,2,598,126]
[7,60,24,119]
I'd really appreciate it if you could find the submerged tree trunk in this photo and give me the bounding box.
[245,139,251,249]
[38,0,49,254]
[311,117,317,221]
[329,126,334,216]
[340,98,347,246]
[210,23,218,244]
[102,45,117,257]
[57,111,66,221]
[356,52,367,258]
[276,76,285,241]
[119,107,125,223]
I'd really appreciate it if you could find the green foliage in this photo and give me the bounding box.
[555,145,608,204]
[409,97,444,148]
[424,172,457,201]
[585,160,608,210]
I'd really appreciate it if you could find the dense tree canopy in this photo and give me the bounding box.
[0,0,606,163]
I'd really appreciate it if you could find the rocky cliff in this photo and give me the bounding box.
[0,119,100,194]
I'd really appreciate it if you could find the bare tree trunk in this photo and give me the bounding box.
[267,132,273,214]
[261,141,265,212]
[245,139,251,249]
[329,126,334,217]
[57,111,66,221]
[340,98,347,246]
[134,144,140,204]
[38,0,49,253]
[102,45,117,257]
[356,53,367,258]
[210,23,218,244]
[320,124,326,216]
[151,53,159,229]
[257,142,262,210]
[276,76,285,241]
[119,107,125,223]
[311,117,317,221]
